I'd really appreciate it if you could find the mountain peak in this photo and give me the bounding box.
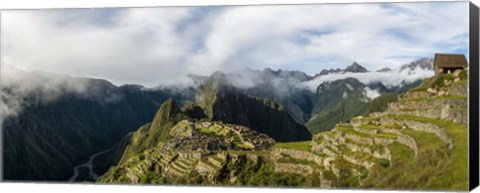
[376,67,392,72]
[203,71,234,90]
[150,99,182,129]
[345,62,369,73]
[399,57,433,72]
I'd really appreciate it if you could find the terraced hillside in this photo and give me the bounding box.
[99,119,276,184]
[305,70,468,190]
[99,70,468,190]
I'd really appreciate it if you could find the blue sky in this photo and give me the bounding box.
[1,2,469,87]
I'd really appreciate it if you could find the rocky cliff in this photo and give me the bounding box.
[195,72,312,142]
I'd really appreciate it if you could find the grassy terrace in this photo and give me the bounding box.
[324,144,337,154]
[351,116,381,121]
[400,95,467,102]
[225,150,271,156]
[358,124,379,130]
[338,124,397,139]
[337,126,370,138]
[276,154,322,169]
[363,115,468,190]
[381,124,402,130]
[209,155,224,163]
[200,159,221,170]
[275,141,312,152]
[375,132,397,139]
[398,106,468,111]
[325,131,338,138]
[198,127,223,137]
[313,134,326,144]
[338,145,379,163]
[409,72,466,92]
[332,157,370,187]
[343,138,385,153]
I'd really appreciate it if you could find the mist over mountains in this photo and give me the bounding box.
[1,57,434,181]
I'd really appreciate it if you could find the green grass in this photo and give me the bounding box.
[363,115,468,190]
[276,156,320,168]
[382,124,402,129]
[352,116,380,121]
[374,132,397,139]
[209,156,225,164]
[401,95,467,102]
[336,125,371,138]
[366,93,399,114]
[275,141,312,152]
[410,74,454,92]
[312,134,326,144]
[333,156,372,185]
[225,150,271,156]
[339,145,378,163]
[324,145,337,154]
[359,124,380,130]
[325,131,338,138]
[198,127,222,137]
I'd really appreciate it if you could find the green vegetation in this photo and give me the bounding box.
[359,124,379,130]
[366,93,399,114]
[401,95,467,102]
[333,158,370,188]
[375,132,397,139]
[100,69,468,190]
[336,125,371,138]
[275,141,312,152]
[196,72,312,142]
[352,116,380,121]
[410,71,466,92]
[306,78,371,133]
[363,115,468,190]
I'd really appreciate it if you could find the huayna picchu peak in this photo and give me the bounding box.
[194,72,312,142]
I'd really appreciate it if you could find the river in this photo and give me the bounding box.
[69,149,109,182]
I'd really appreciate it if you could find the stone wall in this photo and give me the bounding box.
[342,154,373,170]
[274,163,315,175]
[381,118,452,149]
[345,133,374,146]
[389,98,467,111]
[273,148,323,166]
[380,128,418,157]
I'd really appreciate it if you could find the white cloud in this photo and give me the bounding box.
[363,87,381,102]
[346,83,354,91]
[1,2,469,88]
[300,67,435,92]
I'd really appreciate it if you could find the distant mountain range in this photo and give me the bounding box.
[1,57,434,181]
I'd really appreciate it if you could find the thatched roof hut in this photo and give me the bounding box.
[434,53,467,75]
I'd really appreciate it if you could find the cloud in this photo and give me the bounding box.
[300,66,435,92]
[363,87,381,102]
[0,64,126,126]
[1,2,469,88]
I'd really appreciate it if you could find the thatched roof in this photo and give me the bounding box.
[434,53,467,68]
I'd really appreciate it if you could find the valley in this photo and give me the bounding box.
[70,150,109,182]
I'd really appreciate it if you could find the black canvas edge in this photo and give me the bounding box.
[0,11,4,182]
[469,1,480,191]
